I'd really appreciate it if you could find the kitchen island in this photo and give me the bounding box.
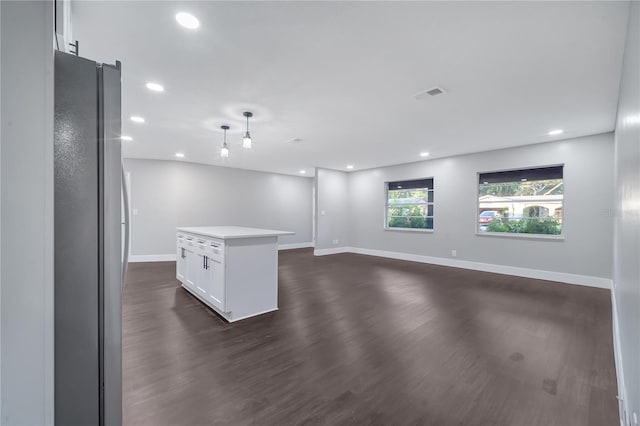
[176,226,294,322]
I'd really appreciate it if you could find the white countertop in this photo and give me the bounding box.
[177,226,295,240]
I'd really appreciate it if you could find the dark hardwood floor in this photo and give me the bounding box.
[123,249,619,426]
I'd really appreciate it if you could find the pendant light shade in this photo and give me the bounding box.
[220,125,230,158]
[242,111,253,149]
[242,135,252,149]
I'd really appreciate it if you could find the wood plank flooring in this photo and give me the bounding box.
[123,249,619,426]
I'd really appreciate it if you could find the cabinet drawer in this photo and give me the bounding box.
[177,234,223,260]
[196,238,208,250]
[205,240,224,261]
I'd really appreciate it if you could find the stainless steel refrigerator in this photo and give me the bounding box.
[54,50,129,426]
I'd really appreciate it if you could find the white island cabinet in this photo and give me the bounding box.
[176,226,294,322]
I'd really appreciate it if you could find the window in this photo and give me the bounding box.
[478,166,563,235]
[386,178,434,230]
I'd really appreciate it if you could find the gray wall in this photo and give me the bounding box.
[124,159,314,256]
[1,1,54,424]
[346,133,614,279]
[315,168,350,251]
[613,1,640,422]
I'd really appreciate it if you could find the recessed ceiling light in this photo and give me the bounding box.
[548,129,563,136]
[146,82,164,92]
[176,12,199,29]
[121,136,133,141]
[420,152,430,157]
[130,116,145,123]
[175,153,185,158]
[346,165,354,170]
[299,170,306,174]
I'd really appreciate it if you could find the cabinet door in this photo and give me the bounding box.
[176,245,186,281]
[184,248,199,289]
[195,253,211,297]
[206,257,225,311]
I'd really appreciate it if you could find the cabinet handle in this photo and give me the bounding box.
[205,256,209,270]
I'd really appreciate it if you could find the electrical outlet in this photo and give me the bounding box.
[132,209,139,215]
[451,249,457,258]
[333,239,339,245]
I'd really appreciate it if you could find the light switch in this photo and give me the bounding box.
[132,209,139,215]
[321,210,326,216]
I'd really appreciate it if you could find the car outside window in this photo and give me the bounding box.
[478,166,563,235]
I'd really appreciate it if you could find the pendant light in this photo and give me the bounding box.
[220,125,230,158]
[242,111,253,149]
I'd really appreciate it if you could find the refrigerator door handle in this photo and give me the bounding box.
[121,163,130,290]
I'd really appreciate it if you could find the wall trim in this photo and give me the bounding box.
[130,243,315,262]
[129,254,176,263]
[313,247,350,256]
[130,247,612,288]
[347,247,612,289]
[279,242,314,250]
[611,287,628,426]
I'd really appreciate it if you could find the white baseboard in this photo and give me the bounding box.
[610,287,628,426]
[313,247,351,256]
[130,243,314,262]
[130,247,612,288]
[347,247,612,289]
[279,242,314,250]
[128,254,176,263]
[228,308,279,323]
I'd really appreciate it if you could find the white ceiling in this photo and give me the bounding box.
[72,1,629,176]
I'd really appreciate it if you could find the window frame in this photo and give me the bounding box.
[384,177,435,233]
[475,164,565,240]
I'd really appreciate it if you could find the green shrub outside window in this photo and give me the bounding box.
[478,166,564,236]
[386,179,434,230]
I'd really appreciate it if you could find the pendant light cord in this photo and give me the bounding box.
[221,125,229,147]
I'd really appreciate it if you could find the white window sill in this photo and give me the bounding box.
[475,232,564,241]
[384,227,434,234]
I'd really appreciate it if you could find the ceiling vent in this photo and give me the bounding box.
[414,86,446,100]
